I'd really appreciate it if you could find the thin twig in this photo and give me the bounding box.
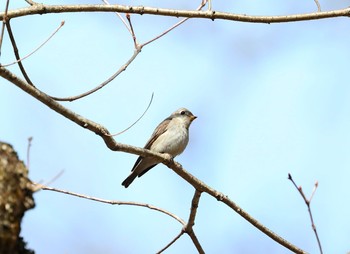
[107,92,154,137]
[157,230,185,254]
[0,66,307,254]
[50,47,142,101]
[288,173,323,254]
[2,21,65,67]
[158,189,203,254]
[5,20,34,86]
[314,0,321,12]
[34,183,186,225]
[0,0,10,55]
[188,231,204,254]
[44,170,65,187]
[25,0,38,5]
[142,1,207,47]
[126,13,138,48]
[26,136,33,169]
[101,0,132,36]
[32,170,65,192]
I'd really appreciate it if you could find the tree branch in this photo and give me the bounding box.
[1,4,350,24]
[34,184,186,226]
[50,46,141,101]
[0,66,306,253]
[184,190,204,254]
[288,174,323,254]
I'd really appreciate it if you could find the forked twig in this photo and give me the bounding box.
[158,189,204,254]
[288,173,323,254]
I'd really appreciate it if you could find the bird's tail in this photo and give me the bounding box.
[121,172,138,188]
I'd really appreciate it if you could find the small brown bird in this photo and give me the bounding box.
[122,108,197,188]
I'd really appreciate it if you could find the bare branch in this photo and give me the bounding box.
[314,0,321,12]
[2,21,65,67]
[26,136,33,169]
[186,189,201,231]
[0,66,306,254]
[288,173,323,254]
[142,1,207,47]
[49,47,141,101]
[159,189,204,253]
[185,190,204,254]
[25,0,38,6]
[126,13,138,48]
[101,0,132,36]
[157,230,185,254]
[107,92,154,137]
[5,20,34,86]
[34,183,186,226]
[0,0,10,54]
[1,4,349,24]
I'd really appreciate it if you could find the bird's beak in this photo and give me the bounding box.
[190,115,197,121]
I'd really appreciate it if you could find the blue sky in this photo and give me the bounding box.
[1,0,350,253]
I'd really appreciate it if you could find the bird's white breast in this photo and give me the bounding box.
[151,118,189,156]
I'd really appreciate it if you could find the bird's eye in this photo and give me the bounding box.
[180,110,186,115]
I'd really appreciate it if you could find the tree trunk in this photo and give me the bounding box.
[0,142,35,254]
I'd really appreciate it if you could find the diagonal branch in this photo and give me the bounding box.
[0,66,306,254]
[50,46,142,101]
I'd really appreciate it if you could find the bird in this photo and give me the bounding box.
[121,108,197,188]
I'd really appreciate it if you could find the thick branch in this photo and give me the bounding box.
[1,4,350,24]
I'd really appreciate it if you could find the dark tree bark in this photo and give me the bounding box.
[0,142,35,254]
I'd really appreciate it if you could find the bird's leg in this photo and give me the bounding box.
[163,153,174,163]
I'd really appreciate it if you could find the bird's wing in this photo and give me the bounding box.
[144,117,171,149]
[130,117,171,172]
